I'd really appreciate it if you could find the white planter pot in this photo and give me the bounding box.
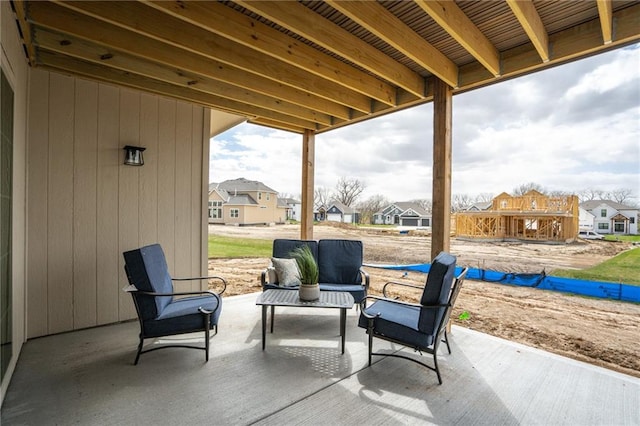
[299,284,320,301]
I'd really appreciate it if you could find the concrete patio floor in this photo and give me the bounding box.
[2,292,639,425]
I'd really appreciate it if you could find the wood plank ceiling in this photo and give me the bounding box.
[11,0,640,134]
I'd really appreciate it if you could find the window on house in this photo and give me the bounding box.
[208,201,222,219]
[258,192,262,200]
[600,209,607,217]
[598,223,609,230]
[630,217,635,224]
[267,193,270,201]
[614,223,625,232]
[230,209,239,218]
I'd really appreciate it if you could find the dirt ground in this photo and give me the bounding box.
[207,223,640,378]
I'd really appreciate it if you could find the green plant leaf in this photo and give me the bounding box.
[458,311,470,321]
[289,245,319,285]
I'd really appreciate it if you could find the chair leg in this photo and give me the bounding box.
[134,334,144,365]
[367,320,374,366]
[433,352,443,385]
[443,330,452,354]
[203,312,212,362]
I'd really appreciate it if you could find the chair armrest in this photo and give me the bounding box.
[382,280,424,298]
[359,268,370,290]
[359,295,448,317]
[133,289,222,298]
[172,276,227,295]
[359,295,423,318]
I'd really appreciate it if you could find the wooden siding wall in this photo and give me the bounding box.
[26,69,208,338]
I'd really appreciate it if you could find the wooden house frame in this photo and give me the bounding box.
[455,192,580,242]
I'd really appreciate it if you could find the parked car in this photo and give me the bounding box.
[578,230,605,240]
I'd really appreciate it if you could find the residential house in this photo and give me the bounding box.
[208,178,286,225]
[281,198,301,221]
[326,201,360,224]
[314,204,327,222]
[580,200,638,234]
[374,202,432,227]
[578,207,596,231]
[465,201,492,212]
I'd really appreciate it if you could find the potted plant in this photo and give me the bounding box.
[290,245,320,301]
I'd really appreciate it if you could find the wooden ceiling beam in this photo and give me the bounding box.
[50,0,371,114]
[596,0,613,44]
[37,50,319,131]
[415,0,501,77]
[28,3,351,120]
[144,0,396,107]
[459,3,640,90]
[236,0,426,98]
[326,0,458,88]
[34,28,333,126]
[11,1,36,65]
[247,118,307,135]
[506,0,550,62]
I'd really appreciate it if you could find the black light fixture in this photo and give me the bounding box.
[123,145,145,166]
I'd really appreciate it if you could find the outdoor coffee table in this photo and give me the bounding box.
[256,289,354,354]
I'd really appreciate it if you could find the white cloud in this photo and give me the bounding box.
[564,46,640,100]
[211,45,640,205]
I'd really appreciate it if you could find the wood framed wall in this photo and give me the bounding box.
[455,194,580,242]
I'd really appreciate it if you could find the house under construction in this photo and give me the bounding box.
[455,191,579,242]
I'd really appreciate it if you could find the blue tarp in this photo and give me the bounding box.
[364,263,640,303]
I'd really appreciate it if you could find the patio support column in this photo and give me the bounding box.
[431,78,453,259]
[301,129,315,240]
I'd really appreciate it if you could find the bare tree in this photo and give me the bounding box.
[474,193,494,203]
[512,182,546,196]
[547,189,572,197]
[610,188,634,204]
[334,177,366,207]
[356,194,390,224]
[451,194,474,212]
[277,192,299,201]
[578,188,605,201]
[314,187,333,210]
[410,198,432,213]
[578,188,635,204]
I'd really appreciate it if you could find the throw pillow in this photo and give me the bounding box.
[266,266,277,284]
[271,257,301,287]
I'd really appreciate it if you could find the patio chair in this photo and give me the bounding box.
[358,252,468,384]
[123,244,226,365]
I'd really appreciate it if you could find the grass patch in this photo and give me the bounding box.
[208,235,272,258]
[551,247,640,285]
[603,234,640,243]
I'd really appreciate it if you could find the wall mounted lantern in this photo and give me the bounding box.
[123,145,145,166]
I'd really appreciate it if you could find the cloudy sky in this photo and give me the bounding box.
[210,44,640,204]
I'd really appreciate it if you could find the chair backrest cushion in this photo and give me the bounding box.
[418,251,457,333]
[318,239,363,285]
[123,244,174,317]
[273,239,318,261]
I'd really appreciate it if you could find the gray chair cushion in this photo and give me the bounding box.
[123,244,173,319]
[272,239,318,261]
[358,299,434,348]
[318,239,363,285]
[418,252,457,334]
